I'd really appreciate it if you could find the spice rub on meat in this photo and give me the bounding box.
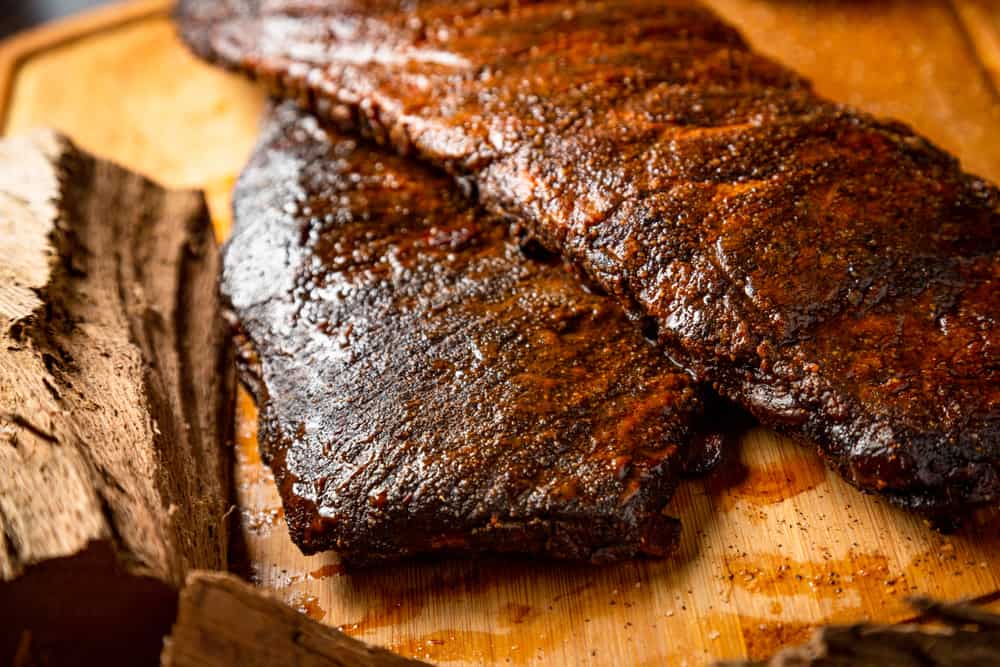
[179,0,999,516]
[223,104,706,564]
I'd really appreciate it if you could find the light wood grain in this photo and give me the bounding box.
[0,0,168,123]
[953,0,1000,98]
[1,2,997,666]
[0,0,263,235]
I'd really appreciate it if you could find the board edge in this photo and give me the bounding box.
[0,0,173,131]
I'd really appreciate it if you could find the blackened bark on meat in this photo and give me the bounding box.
[176,0,1000,517]
[222,104,704,565]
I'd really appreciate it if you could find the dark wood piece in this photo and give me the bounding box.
[717,597,1000,667]
[0,130,234,666]
[162,571,430,667]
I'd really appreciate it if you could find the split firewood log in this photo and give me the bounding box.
[0,131,234,666]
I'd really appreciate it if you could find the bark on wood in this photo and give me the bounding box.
[716,597,1000,667]
[0,130,235,666]
[162,571,430,667]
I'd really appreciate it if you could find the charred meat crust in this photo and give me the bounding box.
[178,0,999,516]
[221,104,701,565]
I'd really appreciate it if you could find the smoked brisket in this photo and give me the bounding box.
[178,0,999,515]
[222,104,704,564]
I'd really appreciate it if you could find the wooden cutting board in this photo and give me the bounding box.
[2,1,998,664]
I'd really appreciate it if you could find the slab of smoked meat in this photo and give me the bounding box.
[177,0,999,516]
[223,103,706,564]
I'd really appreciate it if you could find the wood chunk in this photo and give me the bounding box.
[716,597,1000,666]
[162,571,430,667]
[0,130,234,666]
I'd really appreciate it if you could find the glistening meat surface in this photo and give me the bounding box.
[179,0,999,515]
[223,104,706,564]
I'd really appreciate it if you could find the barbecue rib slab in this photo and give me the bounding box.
[178,0,999,515]
[223,103,705,564]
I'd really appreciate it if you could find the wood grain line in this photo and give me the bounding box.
[951,0,1000,100]
[0,0,172,130]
